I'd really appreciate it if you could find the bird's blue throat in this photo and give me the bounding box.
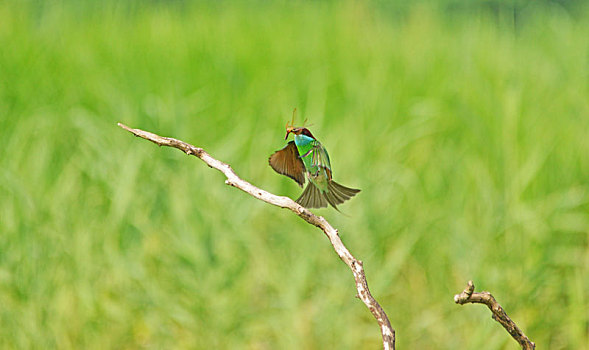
[294,134,314,146]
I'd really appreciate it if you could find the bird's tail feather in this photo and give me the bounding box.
[325,181,361,210]
[296,182,328,209]
[296,181,360,210]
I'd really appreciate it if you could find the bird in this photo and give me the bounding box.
[268,115,360,210]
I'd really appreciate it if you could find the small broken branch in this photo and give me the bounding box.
[454,280,535,350]
[118,123,395,350]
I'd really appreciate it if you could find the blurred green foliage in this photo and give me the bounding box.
[1,1,588,349]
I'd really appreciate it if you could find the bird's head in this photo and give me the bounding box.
[285,108,315,140]
[285,126,314,140]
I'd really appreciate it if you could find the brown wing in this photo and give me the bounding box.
[268,141,305,187]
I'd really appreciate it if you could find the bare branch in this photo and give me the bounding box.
[454,280,535,350]
[118,123,395,350]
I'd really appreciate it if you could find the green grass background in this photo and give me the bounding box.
[1,1,588,349]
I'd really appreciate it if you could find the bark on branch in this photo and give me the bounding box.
[118,123,395,350]
[454,280,535,349]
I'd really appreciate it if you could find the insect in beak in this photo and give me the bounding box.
[285,108,297,140]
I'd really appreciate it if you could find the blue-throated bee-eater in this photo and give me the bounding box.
[269,117,360,210]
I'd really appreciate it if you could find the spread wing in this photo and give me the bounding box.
[310,141,333,180]
[269,141,306,187]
